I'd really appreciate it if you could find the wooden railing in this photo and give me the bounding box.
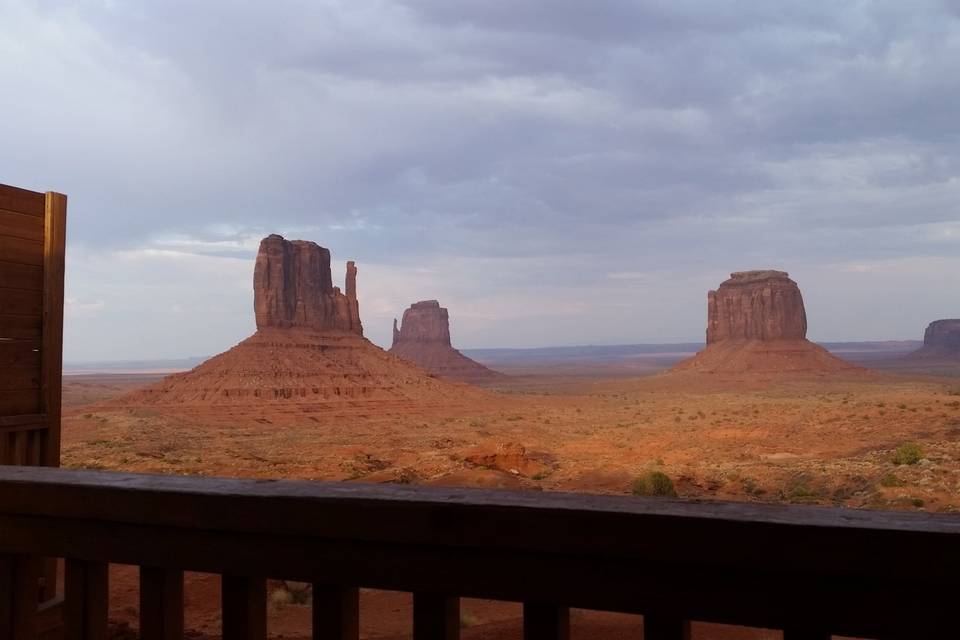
[1,466,958,639]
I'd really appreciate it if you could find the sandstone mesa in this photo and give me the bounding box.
[116,236,478,411]
[390,300,505,383]
[672,270,862,376]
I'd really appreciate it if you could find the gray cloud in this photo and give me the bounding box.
[1,1,959,358]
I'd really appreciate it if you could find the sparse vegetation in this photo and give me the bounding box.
[880,473,904,487]
[631,471,677,497]
[892,442,923,466]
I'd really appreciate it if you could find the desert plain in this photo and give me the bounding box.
[58,347,960,640]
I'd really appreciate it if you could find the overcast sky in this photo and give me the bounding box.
[3,1,960,361]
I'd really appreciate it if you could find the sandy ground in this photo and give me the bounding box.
[58,367,960,638]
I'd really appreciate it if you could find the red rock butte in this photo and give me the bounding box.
[117,236,480,415]
[390,300,505,384]
[671,270,862,376]
[905,319,960,361]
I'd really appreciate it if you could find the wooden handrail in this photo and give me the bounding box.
[1,466,959,639]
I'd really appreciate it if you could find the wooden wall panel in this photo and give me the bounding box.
[0,341,40,368]
[0,315,42,339]
[0,210,44,243]
[0,184,64,470]
[0,237,43,267]
[0,185,44,217]
[0,262,42,292]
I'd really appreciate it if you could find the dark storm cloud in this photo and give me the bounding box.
[1,1,959,357]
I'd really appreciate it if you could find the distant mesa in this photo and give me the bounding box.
[390,300,506,384]
[671,270,862,376]
[117,235,479,412]
[904,319,960,361]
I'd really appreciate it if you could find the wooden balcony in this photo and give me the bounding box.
[1,465,958,639]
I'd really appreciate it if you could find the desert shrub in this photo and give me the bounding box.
[631,471,677,497]
[880,473,904,487]
[911,498,926,508]
[892,442,923,466]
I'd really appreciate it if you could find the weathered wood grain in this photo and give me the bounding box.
[0,184,45,217]
[41,192,66,468]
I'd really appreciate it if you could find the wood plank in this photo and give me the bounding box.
[42,192,66,468]
[10,432,28,465]
[28,430,43,466]
[0,288,43,316]
[783,627,832,640]
[413,593,459,640]
[0,556,12,635]
[0,184,44,217]
[0,209,44,242]
[643,615,691,640]
[222,575,266,640]
[0,414,46,428]
[0,236,43,266]
[0,262,43,292]
[64,559,108,640]
[312,585,358,640]
[11,555,40,638]
[0,314,42,339]
[523,603,568,640]
[140,567,184,640]
[0,389,41,416]
[0,340,40,367]
[0,367,42,391]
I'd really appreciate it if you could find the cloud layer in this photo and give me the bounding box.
[2,1,958,359]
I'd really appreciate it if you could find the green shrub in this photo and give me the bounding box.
[631,471,677,497]
[880,473,904,487]
[892,442,923,466]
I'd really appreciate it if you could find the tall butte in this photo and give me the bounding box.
[119,235,478,414]
[904,319,960,361]
[671,270,861,376]
[389,300,505,383]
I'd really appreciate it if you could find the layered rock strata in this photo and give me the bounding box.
[390,300,505,383]
[672,270,861,376]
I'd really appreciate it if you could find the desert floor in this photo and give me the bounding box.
[59,366,960,639]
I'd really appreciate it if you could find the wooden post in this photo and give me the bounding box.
[312,584,359,640]
[413,593,460,640]
[643,614,691,640]
[64,559,108,640]
[140,567,184,640]
[41,191,66,469]
[523,603,569,640]
[1,556,41,639]
[222,575,266,640]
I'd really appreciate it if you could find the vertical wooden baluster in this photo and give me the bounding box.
[0,557,13,637]
[643,614,691,640]
[8,556,40,639]
[0,432,9,465]
[413,593,460,640]
[523,603,569,640]
[64,559,108,640]
[140,567,184,640]
[27,431,42,466]
[312,584,359,640]
[12,432,27,465]
[221,576,266,640]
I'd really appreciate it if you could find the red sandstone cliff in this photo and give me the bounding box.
[253,234,362,334]
[672,270,861,377]
[117,237,480,410]
[905,319,960,361]
[390,300,505,384]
